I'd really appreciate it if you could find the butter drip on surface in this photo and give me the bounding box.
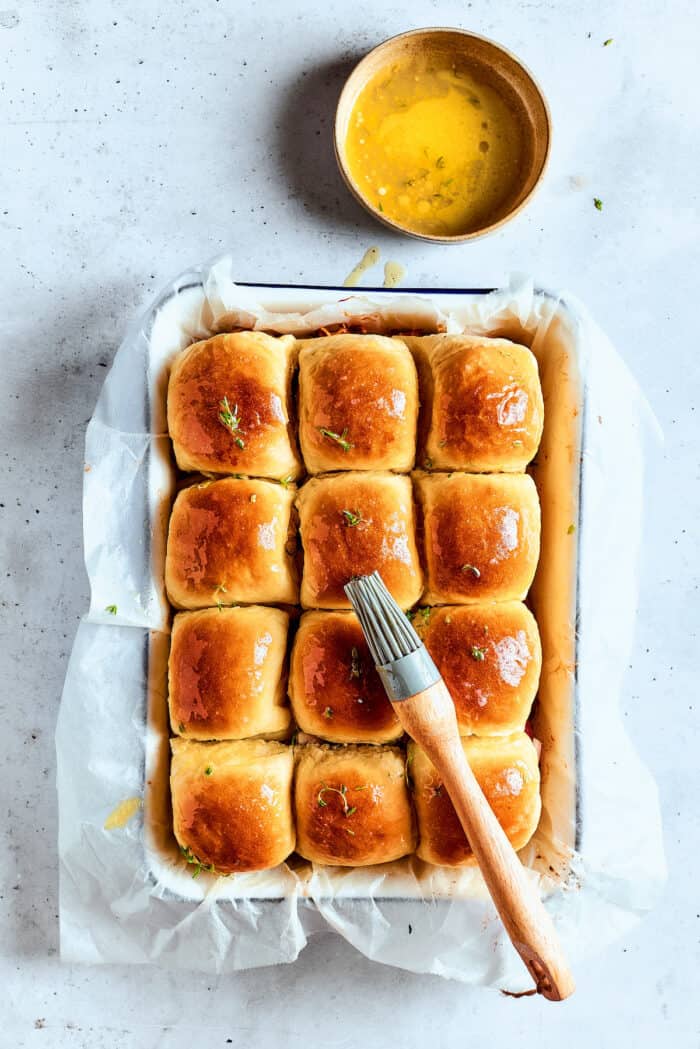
[104,796,142,830]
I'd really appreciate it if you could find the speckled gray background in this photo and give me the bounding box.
[1,1,698,1046]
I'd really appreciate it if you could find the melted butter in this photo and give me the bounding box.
[343,246,381,287]
[345,56,525,236]
[104,796,142,830]
[383,261,405,288]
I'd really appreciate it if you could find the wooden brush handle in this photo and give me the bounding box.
[398,679,575,1002]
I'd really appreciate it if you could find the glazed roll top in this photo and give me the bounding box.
[167,331,303,480]
[294,743,416,867]
[165,476,299,609]
[414,471,540,604]
[169,606,291,740]
[296,471,423,609]
[298,334,419,473]
[414,603,541,735]
[289,611,402,744]
[170,739,295,874]
[403,333,543,472]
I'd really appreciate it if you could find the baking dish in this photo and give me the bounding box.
[138,279,582,903]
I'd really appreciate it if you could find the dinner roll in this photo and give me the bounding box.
[413,603,541,736]
[294,744,415,866]
[167,332,302,480]
[415,471,540,604]
[296,472,423,609]
[165,477,298,609]
[409,733,541,866]
[289,611,402,744]
[298,334,418,473]
[171,739,295,873]
[169,606,291,740]
[403,333,543,472]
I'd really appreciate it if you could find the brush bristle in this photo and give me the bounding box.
[344,572,421,666]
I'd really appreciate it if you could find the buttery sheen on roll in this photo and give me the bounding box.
[413,603,541,736]
[165,476,298,609]
[298,334,418,473]
[415,471,540,604]
[296,471,423,609]
[170,739,295,873]
[169,606,291,740]
[289,611,402,743]
[294,743,416,866]
[167,331,302,480]
[403,333,543,472]
[409,733,541,866]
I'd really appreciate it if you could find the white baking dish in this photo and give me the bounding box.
[138,277,582,903]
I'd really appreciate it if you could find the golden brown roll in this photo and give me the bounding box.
[413,603,541,736]
[165,477,298,609]
[289,611,402,744]
[415,472,540,604]
[409,733,541,866]
[170,739,295,873]
[298,334,418,474]
[296,472,423,610]
[403,334,543,472]
[167,331,302,480]
[169,606,291,740]
[294,744,415,866]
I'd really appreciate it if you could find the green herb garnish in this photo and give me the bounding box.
[567,523,576,534]
[316,782,365,818]
[378,201,384,212]
[205,765,213,776]
[179,844,216,879]
[318,426,354,452]
[323,706,334,719]
[349,646,362,680]
[218,396,245,447]
[341,508,363,527]
[470,645,486,661]
[423,456,433,469]
[436,156,446,169]
[603,37,613,46]
[419,607,431,625]
[105,604,117,615]
[214,582,228,611]
[461,564,481,578]
[279,475,294,489]
[593,197,603,211]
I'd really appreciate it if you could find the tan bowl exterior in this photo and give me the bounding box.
[334,27,551,243]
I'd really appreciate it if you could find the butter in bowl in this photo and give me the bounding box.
[334,28,550,242]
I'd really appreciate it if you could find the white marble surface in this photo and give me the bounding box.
[1,0,698,1045]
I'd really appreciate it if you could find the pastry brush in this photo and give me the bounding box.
[344,570,575,1002]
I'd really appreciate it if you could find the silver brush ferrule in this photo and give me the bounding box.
[375,646,441,702]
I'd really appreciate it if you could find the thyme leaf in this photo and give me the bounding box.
[349,646,362,680]
[341,508,363,527]
[318,426,354,452]
[218,396,245,447]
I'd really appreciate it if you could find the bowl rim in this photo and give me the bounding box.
[333,26,552,244]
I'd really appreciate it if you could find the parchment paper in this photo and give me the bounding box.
[56,256,666,987]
